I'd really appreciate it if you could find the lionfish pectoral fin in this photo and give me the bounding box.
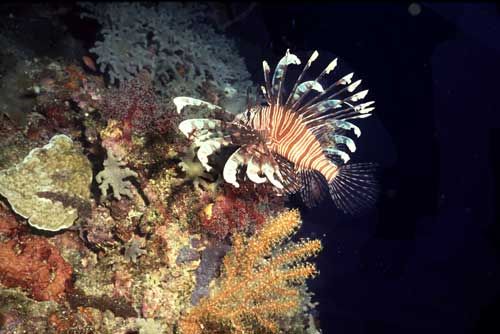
[223,148,248,188]
[197,139,227,172]
[261,163,284,189]
[328,162,379,215]
[178,119,223,139]
[173,97,222,114]
[300,170,329,208]
[179,119,230,172]
[273,154,302,194]
[246,158,267,184]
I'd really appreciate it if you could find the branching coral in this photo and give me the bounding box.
[96,148,138,201]
[79,2,252,111]
[178,209,322,334]
[100,71,172,138]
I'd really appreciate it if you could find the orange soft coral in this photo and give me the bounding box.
[179,209,322,334]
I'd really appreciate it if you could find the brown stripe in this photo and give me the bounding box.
[321,163,339,183]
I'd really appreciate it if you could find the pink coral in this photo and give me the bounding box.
[113,268,134,302]
[142,287,163,318]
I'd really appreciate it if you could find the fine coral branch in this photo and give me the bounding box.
[178,209,322,334]
[96,148,138,201]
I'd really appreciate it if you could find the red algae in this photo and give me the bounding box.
[0,235,73,302]
[198,182,284,240]
[0,204,22,237]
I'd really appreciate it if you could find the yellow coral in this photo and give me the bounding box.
[179,209,322,334]
[100,119,123,139]
[201,203,214,221]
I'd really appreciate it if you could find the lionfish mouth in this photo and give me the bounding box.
[174,49,379,215]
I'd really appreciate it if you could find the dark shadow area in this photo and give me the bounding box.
[233,3,500,334]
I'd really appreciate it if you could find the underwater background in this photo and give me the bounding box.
[0,2,499,334]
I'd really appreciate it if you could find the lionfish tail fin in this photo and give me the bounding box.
[328,162,379,215]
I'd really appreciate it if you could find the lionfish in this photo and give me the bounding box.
[174,50,378,214]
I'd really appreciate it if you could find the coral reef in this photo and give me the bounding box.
[179,209,322,334]
[99,71,173,138]
[199,193,263,240]
[96,148,138,201]
[178,143,219,192]
[0,235,73,302]
[198,181,285,240]
[0,4,324,334]
[0,134,93,231]
[190,240,230,305]
[82,204,118,250]
[0,203,22,238]
[80,2,252,112]
[124,236,147,263]
[136,318,167,334]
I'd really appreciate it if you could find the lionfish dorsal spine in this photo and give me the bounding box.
[290,57,340,112]
[284,50,320,108]
[271,49,301,106]
[262,61,272,104]
[297,72,355,115]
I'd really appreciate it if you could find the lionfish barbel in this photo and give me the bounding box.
[174,49,378,214]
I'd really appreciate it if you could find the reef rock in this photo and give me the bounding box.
[0,134,92,231]
[0,235,73,302]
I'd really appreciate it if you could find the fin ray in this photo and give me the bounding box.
[273,154,302,194]
[300,170,329,208]
[328,163,378,215]
[272,49,301,105]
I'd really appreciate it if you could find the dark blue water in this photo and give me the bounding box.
[230,3,500,334]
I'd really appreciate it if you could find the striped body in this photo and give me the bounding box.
[250,105,339,183]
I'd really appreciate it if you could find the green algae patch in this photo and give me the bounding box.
[0,134,92,231]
